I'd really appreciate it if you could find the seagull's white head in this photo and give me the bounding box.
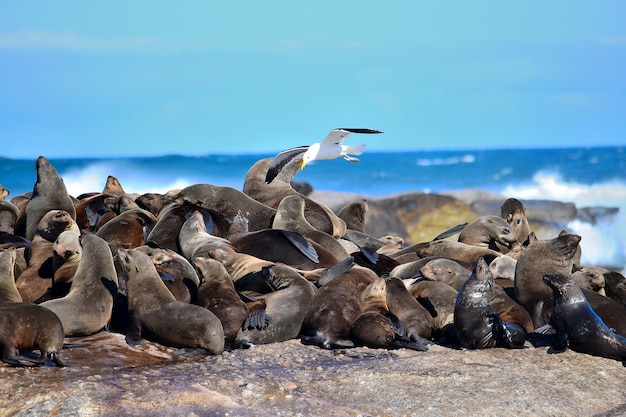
[301,143,320,170]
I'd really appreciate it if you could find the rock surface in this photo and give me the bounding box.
[1,332,624,416]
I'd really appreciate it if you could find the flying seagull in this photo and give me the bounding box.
[265,128,383,184]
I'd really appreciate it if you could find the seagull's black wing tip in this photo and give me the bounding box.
[265,146,308,184]
[334,128,384,134]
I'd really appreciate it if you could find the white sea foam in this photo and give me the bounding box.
[503,171,626,271]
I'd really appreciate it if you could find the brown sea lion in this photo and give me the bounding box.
[458,215,517,251]
[454,258,526,349]
[543,273,626,364]
[96,208,158,254]
[132,245,198,303]
[0,248,22,303]
[40,234,118,336]
[419,258,471,290]
[15,209,79,303]
[15,156,76,241]
[489,255,517,283]
[194,257,249,348]
[118,248,224,354]
[0,199,19,235]
[414,240,503,265]
[337,199,368,232]
[514,233,582,329]
[572,266,607,296]
[242,158,345,236]
[385,276,434,342]
[272,195,350,262]
[501,198,531,247]
[47,230,82,299]
[603,270,626,306]
[0,303,66,366]
[301,265,378,349]
[102,175,126,196]
[233,264,316,348]
[404,278,458,339]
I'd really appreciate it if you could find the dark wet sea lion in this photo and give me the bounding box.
[0,303,66,366]
[15,156,76,241]
[0,248,22,303]
[514,233,582,329]
[118,248,224,354]
[301,265,378,349]
[458,215,517,251]
[40,234,118,336]
[454,258,526,349]
[194,257,249,347]
[234,264,315,348]
[543,273,626,364]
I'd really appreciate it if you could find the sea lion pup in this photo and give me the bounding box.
[174,183,276,236]
[337,199,368,232]
[233,264,315,348]
[15,156,77,241]
[40,234,118,336]
[572,266,607,296]
[0,303,66,366]
[96,208,158,254]
[385,277,434,343]
[501,197,531,247]
[514,233,582,330]
[15,209,80,303]
[603,270,626,307]
[543,273,626,364]
[454,258,526,349]
[228,228,340,270]
[349,277,429,351]
[135,245,200,303]
[194,257,250,349]
[272,194,351,262]
[118,248,224,354]
[243,158,345,237]
[458,215,517,252]
[301,265,379,349]
[414,239,503,265]
[0,248,22,303]
[404,278,458,341]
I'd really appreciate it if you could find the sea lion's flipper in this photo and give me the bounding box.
[316,256,355,287]
[389,339,429,352]
[384,311,405,337]
[242,306,271,330]
[158,271,175,282]
[280,230,319,263]
[125,313,144,346]
[38,256,55,279]
[357,246,379,264]
[432,222,468,241]
[235,271,273,293]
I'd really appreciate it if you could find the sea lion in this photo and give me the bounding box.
[414,239,503,265]
[603,270,626,306]
[337,199,368,232]
[543,273,626,364]
[102,175,126,196]
[349,277,429,351]
[15,156,77,241]
[74,193,113,232]
[136,245,200,303]
[39,234,118,336]
[233,264,315,348]
[96,208,158,254]
[135,192,175,217]
[0,303,66,366]
[514,233,582,329]
[243,158,345,236]
[0,248,22,303]
[194,257,250,348]
[419,258,471,290]
[174,183,276,236]
[146,202,198,252]
[0,199,19,235]
[15,209,80,303]
[572,266,607,296]
[272,195,350,262]
[385,277,434,342]
[178,210,238,265]
[301,265,379,349]
[501,198,531,247]
[51,230,82,286]
[403,279,458,339]
[489,255,517,283]
[458,215,517,251]
[454,258,526,349]
[118,248,224,354]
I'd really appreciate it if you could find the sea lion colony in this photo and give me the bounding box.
[0,155,625,367]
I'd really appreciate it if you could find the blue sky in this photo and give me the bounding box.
[1,1,625,158]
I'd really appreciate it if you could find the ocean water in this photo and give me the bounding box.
[1,146,625,269]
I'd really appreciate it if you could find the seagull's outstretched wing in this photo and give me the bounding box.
[265,145,309,184]
[320,128,384,146]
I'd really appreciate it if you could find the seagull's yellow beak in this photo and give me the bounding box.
[300,161,307,170]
